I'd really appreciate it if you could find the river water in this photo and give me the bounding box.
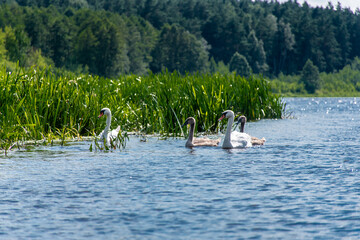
[1,98,359,239]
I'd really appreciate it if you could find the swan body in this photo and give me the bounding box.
[236,115,266,146]
[182,117,220,148]
[218,110,252,149]
[98,108,120,146]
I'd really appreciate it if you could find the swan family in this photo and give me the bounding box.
[98,107,265,149]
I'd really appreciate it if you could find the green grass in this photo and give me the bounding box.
[0,65,285,153]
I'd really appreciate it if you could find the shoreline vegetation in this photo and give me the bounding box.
[0,65,284,154]
[270,57,360,97]
[2,58,360,154]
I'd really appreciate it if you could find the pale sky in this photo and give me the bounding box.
[275,0,360,12]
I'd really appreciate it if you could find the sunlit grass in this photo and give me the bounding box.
[0,65,284,153]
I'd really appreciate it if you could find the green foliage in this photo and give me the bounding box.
[271,58,360,96]
[319,60,360,95]
[0,66,96,142]
[209,57,230,75]
[301,59,320,93]
[25,48,54,68]
[150,24,209,73]
[0,28,16,70]
[229,52,251,77]
[4,26,31,66]
[270,73,305,95]
[0,65,284,152]
[272,19,295,75]
[0,5,161,77]
[48,18,72,68]
[124,16,158,75]
[73,10,128,77]
[246,30,268,74]
[0,28,7,59]
[1,0,360,84]
[351,57,360,71]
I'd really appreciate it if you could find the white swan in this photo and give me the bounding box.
[98,108,120,146]
[218,110,252,149]
[235,115,266,146]
[182,117,220,148]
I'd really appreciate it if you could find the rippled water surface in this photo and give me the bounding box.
[1,98,360,239]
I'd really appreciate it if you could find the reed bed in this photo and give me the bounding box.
[0,66,285,152]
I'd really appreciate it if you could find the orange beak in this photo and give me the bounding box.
[218,115,225,121]
[98,112,104,118]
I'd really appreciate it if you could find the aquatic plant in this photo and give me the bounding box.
[0,65,284,153]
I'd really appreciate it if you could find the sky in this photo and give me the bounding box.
[275,0,360,12]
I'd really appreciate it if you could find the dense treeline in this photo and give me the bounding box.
[0,5,159,76]
[1,0,360,78]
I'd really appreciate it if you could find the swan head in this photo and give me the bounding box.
[237,116,247,124]
[218,110,234,121]
[182,117,195,127]
[236,115,246,132]
[98,108,111,118]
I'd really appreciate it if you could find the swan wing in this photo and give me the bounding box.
[193,137,221,147]
[231,131,252,148]
[109,126,121,139]
[98,126,120,147]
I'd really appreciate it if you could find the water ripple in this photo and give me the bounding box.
[1,98,360,239]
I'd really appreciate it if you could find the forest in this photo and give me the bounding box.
[0,0,359,81]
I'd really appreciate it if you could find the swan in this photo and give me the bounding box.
[218,110,252,149]
[235,116,266,146]
[181,117,220,148]
[98,108,120,146]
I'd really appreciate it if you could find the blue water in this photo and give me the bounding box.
[1,98,360,239]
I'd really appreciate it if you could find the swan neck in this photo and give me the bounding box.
[105,112,111,131]
[187,122,195,143]
[240,122,245,132]
[224,115,234,145]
